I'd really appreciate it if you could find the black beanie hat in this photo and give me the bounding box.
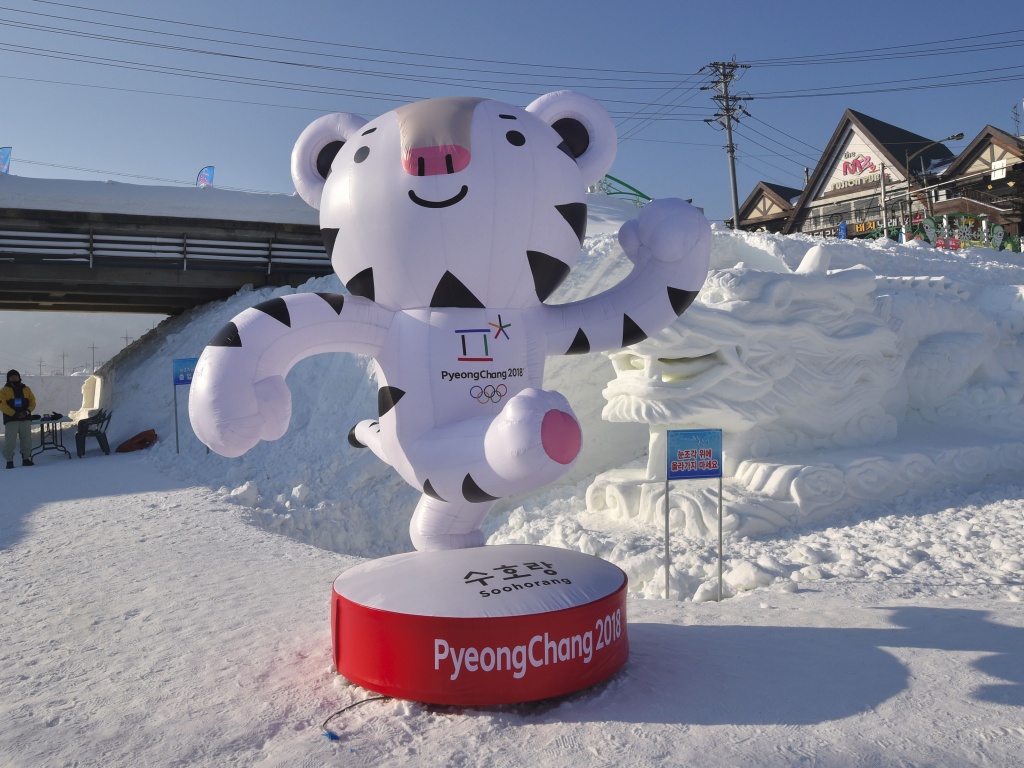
[6,369,20,380]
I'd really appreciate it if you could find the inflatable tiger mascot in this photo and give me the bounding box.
[189,91,710,550]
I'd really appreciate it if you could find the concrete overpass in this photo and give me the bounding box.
[0,175,330,314]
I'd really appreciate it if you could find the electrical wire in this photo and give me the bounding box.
[732,121,819,165]
[13,0,701,79]
[744,114,822,153]
[747,27,1024,67]
[734,155,804,188]
[321,696,391,741]
[0,15,693,90]
[615,69,712,142]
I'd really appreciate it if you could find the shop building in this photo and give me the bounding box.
[736,109,1024,251]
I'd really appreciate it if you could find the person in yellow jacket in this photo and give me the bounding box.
[2,369,36,468]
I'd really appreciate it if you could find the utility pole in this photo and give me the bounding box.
[703,60,750,229]
[880,163,888,235]
[89,342,99,373]
[60,351,68,376]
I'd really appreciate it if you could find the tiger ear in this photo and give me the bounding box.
[291,112,369,209]
[526,91,616,188]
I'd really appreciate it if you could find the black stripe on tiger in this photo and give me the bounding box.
[321,227,339,256]
[423,479,446,502]
[527,250,571,302]
[463,474,499,503]
[315,293,346,314]
[346,267,375,301]
[622,315,647,346]
[667,287,700,316]
[555,202,588,246]
[565,328,590,355]
[377,386,405,417]
[253,297,291,327]
[430,271,484,309]
[208,321,242,347]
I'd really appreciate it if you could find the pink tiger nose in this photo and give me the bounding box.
[403,144,471,176]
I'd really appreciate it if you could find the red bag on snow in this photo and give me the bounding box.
[116,429,158,453]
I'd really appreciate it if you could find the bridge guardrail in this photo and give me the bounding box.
[0,227,332,274]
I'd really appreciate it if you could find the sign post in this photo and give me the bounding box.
[172,358,199,453]
[665,429,724,601]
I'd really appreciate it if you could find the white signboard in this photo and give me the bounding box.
[818,130,895,198]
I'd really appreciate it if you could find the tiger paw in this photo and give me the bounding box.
[483,388,580,491]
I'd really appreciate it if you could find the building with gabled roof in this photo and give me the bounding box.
[736,109,1023,249]
[930,124,1023,227]
[735,181,803,233]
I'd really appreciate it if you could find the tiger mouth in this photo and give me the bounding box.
[408,186,469,208]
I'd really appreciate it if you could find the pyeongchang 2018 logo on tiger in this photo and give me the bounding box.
[452,315,513,363]
[440,314,525,402]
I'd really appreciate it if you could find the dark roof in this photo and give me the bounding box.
[737,181,804,224]
[760,182,803,203]
[941,124,1024,179]
[848,110,956,172]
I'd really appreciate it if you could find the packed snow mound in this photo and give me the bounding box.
[93,198,1024,598]
[0,172,317,224]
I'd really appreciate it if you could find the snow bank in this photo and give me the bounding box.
[89,196,1024,600]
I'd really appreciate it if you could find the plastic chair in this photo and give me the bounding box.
[76,409,112,458]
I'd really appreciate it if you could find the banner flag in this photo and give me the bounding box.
[196,165,214,187]
[0,147,10,174]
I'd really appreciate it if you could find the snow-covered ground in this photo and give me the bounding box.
[2,196,1023,766]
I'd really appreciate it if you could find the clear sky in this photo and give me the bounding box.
[1,0,1022,373]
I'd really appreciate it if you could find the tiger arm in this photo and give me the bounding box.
[541,198,711,355]
[189,292,392,457]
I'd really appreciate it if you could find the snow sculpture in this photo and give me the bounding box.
[590,245,1024,537]
[189,91,710,551]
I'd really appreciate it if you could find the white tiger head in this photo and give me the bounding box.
[291,91,617,311]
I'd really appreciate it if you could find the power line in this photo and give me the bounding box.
[732,137,809,182]
[732,121,819,165]
[616,70,713,143]
[734,156,799,190]
[16,0,700,79]
[744,114,822,153]
[747,28,1024,67]
[0,15,692,90]
[748,64,1024,100]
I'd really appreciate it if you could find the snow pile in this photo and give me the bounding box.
[3,195,1024,767]
[83,196,1024,602]
[0,173,317,225]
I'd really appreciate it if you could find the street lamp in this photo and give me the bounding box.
[905,132,964,231]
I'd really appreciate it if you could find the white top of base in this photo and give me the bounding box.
[333,544,626,618]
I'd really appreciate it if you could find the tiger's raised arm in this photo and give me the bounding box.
[189,292,392,458]
[541,197,711,356]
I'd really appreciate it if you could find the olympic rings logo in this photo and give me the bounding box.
[471,384,507,404]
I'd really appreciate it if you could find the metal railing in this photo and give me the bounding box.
[0,227,331,275]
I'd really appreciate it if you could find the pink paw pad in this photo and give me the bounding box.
[541,410,581,465]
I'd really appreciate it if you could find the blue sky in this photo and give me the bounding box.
[1,0,1023,372]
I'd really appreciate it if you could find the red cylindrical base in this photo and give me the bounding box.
[331,544,629,705]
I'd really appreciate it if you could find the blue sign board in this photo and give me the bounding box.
[666,429,723,480]
[172,357,199,386]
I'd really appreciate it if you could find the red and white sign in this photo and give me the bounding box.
[331,544,629,705]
